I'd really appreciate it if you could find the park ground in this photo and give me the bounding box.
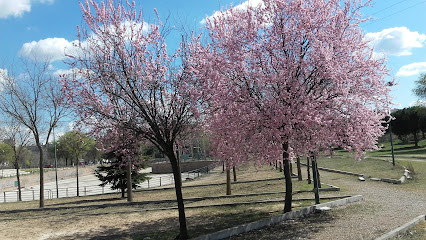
[0,139,424,240]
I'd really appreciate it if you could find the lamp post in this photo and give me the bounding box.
[389,119,395,166]
[53,125,59,198]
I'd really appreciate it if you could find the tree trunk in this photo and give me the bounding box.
[169,152,188,240]
[232,166,237,182]
[76,159,80,197]
[37,144,44,208]
[176,147,182,187]
[307,157,311,184]
[317,166,321,188]
[413,131,419,147]
[312,156,320,204]
[290,162,293,175]
[121,179,125,198]
[296,157,302,181]
[279,161,283,172]
[16,164,22,201]
[127,159,133,202]
[226,169,231,195]
[65,157,68,167]
[283,142,292,213]
[329,147,334,157]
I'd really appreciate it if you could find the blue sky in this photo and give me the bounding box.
[1,0,426,110]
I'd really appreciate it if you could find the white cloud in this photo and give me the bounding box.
[19,21,150,62]
[200,0,265,24]
[0,0,54,19]
[365,27,426,57]
[0,68,8,91]
[410,99,426,107]
[396,62,426,77]
[19,37,79,62]
[0,68,8,81]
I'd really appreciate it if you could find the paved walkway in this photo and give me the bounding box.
[228,169,426,240]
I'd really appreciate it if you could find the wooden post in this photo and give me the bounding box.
[312,156,320,204]
[307,157,312,184]
[296,157,302,181]
[226,169,231,195]
[127,159,133,202]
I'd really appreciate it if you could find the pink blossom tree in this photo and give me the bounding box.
[191,0,391,212]
[61,1,201,238]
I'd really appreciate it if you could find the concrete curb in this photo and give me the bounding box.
[190,195,363,240]
[301,163,409,185]
[300,163,368,177]
[0,187,343,215]
[369,158,412,184]
[375,215,426,240]
[137,177,285,192]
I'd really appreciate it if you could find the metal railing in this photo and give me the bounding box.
[1,162,219,203]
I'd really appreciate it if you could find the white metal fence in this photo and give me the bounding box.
[1,162,218,203]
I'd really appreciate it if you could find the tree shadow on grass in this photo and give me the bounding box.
[46,216,180,240]
[226,211,336,240]
[44,207,278,240]
[376,145,424,153]
[48,197,124,207]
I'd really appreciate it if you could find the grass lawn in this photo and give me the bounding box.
[0,143,423,239]
[0,164,335,240]
[390,220,426,240]
[314,140,426,193]
[369,139,426,158]
[317,153,405,180]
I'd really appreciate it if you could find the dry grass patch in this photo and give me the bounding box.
[0,164,335,240]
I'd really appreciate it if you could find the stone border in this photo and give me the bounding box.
[190,195,363,240]
[137,177,285,192]
[375,215,425,240]
[302,163,410,185]
[369,158,412,184]
[300,163,368,177]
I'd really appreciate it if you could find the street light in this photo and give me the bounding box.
[388,116,395,166]
[53,125,59,198]
[386,82,396,167]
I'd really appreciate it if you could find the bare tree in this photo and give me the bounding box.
[0,59,69,208]
[1,119,32,201]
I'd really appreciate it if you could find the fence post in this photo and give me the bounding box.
[66,188,68,197]
[4,192,5,202]
[160,177,161,186]
[102,186,104,194]
[147,179,150,188]
[17,191,19,201]
[84,187,87,196]
[32,190,34,200]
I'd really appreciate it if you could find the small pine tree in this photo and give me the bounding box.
[95,151,150,198]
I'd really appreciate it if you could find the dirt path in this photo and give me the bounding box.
[229,169,426,240]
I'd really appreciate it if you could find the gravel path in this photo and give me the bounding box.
[228,169,426,240]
